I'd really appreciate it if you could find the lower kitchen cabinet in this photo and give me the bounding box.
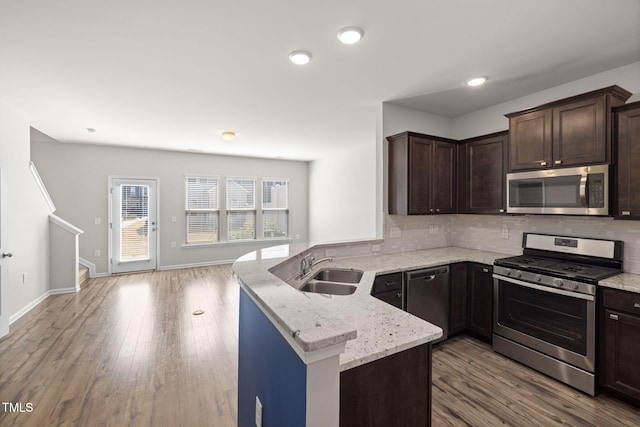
[340,343,432,427]
[371,272,403,309]
[599,288,640,407]
[449,262,468,336]
[466,263,493,342]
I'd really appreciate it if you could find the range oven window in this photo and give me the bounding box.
[496,280,588,355]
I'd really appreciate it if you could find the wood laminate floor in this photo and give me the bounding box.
[0,265,638,426]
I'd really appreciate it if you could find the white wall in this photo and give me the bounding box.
[381,103,452,139]
[0,103,51,320]
[308,141,376,243]
[31,137,309,274]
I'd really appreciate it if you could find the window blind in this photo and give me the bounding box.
[185,177,219,243]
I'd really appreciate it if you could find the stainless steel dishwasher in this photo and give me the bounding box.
[405,266,450,344]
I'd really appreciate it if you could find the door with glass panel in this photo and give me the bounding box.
[110,178,158,274]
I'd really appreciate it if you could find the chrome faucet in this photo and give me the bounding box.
[299,254,333,279]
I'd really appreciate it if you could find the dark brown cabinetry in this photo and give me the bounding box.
[599,288,640,407]
[614,101,640,219]
[371,272,403,309]
[466,263,493,341]
[458,131,509,214]
[506,86,631,171]
[340,343,432,426]
[387,132,456,215]
[449,262,468,335]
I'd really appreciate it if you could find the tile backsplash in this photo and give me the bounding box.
[382,214,640,275]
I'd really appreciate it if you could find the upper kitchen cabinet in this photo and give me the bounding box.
[614,101,640,219]
[506,86,631,171]
[387,132,456,215]
[458,131,509,214]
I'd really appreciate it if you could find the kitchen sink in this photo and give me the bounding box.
[299,280,357,295]
[311,268,364,284]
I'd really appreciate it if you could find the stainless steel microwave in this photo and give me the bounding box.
[506,164,610,215]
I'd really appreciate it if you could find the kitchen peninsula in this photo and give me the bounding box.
[233,241,505,427]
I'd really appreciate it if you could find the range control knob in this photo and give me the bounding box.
[515,270,522,278]
[535,274,542,282]
[505,269,512,276]
[570,282,579,290]
[554,278,564,287]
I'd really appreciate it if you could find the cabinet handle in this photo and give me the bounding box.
[610,314,619,321]
[424,275,436,282]
[435,208,441,213]
[634,303,640,308]
[499,209,505,213]
[622,211,631,216]
[428,209,434,213]
[396,293,402,299]
[554,160,562,165]
[540,161,547,166]
[385,281,396,287]
[482,268,490,273]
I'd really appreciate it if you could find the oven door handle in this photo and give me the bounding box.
[493,274,595,301]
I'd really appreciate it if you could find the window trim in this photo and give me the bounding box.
[184,175,291,245]
[185,175,221,244]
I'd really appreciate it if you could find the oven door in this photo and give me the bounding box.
[493,275,595,372]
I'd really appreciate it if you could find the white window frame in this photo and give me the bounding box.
[262,178,289,239]
[185,175,220,244]
[226,176,257,241]
[184,175,292,245]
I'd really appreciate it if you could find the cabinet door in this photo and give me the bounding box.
[432,141,456,214]
[553,96,606,166]
[509,109,552,171]
[408,136,434,215]
[467,263,493,341]
[460,133,508,214]
[601,309,640,404]
[449,262,468,335]
[615,103,640,218]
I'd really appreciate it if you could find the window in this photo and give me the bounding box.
[227,178,256,241]
[262,179,289,239]
[185,176,219,243]
[185,175,290,244]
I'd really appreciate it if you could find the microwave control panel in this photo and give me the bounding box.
[588,173,605,208]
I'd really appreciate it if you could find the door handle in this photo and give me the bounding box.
[2,252,13,258]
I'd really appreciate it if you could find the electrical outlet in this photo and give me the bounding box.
[171,215,177,223]
[501,228,509,239]
[326,248,337,257]
[94,250,101,257]
[94,217,101,225]
[255,396,263,427]
[389,227,402,238]
[171,241,177,248]
[372,244,381,252]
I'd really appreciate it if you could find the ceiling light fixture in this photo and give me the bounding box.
[466,76,488,87]
[86,128,96,133]
[288,50,312,65]
[221,130,236,141]
[337,26,364,44]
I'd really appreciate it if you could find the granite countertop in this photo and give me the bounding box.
[233,244,507,371]
[600,273,640,294]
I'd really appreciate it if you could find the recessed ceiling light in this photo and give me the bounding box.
[289,50,312,65]
[221,130,236,141]
[466,76,488,87]
[337,26,364,44]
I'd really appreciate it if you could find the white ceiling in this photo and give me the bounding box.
[2,0,639,161]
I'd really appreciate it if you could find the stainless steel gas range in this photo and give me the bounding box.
[493,233,624,396]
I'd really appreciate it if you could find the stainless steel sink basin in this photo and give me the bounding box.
[311,268,364,284]
[299,280,357,295]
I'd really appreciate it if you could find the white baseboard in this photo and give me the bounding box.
[79,257,96,278]
[9,286,79,325]
[157,259,235,271]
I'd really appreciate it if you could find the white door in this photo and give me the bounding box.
[0,163,9,338]
[110,178,158,274]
